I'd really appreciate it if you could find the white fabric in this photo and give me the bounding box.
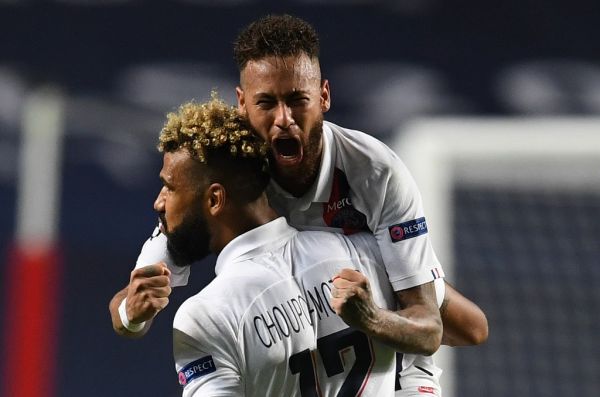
[134,225,190,287]
[118,298,146,332]
[139,122,443,291]
[267,121,445,291]
[150,120,447,394]
[173,218,398,397]
[267,122,445,394]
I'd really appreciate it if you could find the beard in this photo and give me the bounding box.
[300,116,324,184]
[161,209,211,268]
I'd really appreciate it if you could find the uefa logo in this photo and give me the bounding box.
[178,371,187,386]
[389,225,404,241]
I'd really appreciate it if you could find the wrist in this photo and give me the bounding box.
[118,298,146,333]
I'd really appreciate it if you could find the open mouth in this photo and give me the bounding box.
[272,136,303,165]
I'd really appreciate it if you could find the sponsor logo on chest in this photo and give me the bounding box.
[322,168,369,235]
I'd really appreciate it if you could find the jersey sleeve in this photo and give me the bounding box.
[134,225,190,287]
[173,299,243,396]
[352,149,445,292]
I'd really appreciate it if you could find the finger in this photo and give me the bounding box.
[154,297,169,311]
[128,297,169,322]
[132,285,172,300]
[129,276,170,296]
[158,262,171,277]
[330,297,344,315]
[132,264,169,279]
[332,277,355,289]
[146,285,172,298]
[337,268,363,282]
[132,275,171,288]
[331,268,359,284]
[331,285,356,301]
[146,275,171,287]
[331,286,338,298]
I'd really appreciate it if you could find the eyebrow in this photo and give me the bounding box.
[287,90,309,98]
[253,90,310,99]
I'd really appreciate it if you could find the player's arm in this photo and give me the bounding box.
[174,330,242,397]
[359,150,486,349]
[108,263,171,338]
[109,287,153,338]
[439,281,488,346]
[331,268,442,355]
[173,303,242,396]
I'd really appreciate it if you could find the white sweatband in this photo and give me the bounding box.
[118,298,146,333]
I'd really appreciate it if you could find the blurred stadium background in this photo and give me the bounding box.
[1,1,599,397]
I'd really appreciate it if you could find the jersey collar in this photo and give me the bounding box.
[268,122,335,210]
[214,217,297,275]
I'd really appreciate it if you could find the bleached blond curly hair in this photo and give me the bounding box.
[158,93,270,203]
[158,93,268,162]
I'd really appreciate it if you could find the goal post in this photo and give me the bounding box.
[2,86,65,397]
[391,117,600,397]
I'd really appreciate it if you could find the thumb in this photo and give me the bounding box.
[136,263,168,278]
[159,262,171,277]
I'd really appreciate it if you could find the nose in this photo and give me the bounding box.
[154,186,166,212]
[274,103,294,129]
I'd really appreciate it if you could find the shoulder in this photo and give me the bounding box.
[174,280,234,336]
[325,121,417,194]
[174,258,292,333]
[324,121,405,177]
[294,230,380,263]
[325,121,397,160]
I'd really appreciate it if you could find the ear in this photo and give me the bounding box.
[320,79,331,113]
[236,86,246,116]
[206,183,226,217]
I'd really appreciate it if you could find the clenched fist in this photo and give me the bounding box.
[125,262,172,324]
[330,268,378,330]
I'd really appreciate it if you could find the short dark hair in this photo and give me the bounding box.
[233,14,320,70]
[158,93,270,204]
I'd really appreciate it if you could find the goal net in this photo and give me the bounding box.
[392,118,600,397]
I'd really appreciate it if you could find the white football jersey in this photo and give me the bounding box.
[173,218,399,396]
[288,228,398,397]
[134,226,190,287]
[267,121,445,291]
[267,121,445,394]
[154,120,446,394]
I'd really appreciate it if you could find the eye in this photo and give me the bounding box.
[256,98,276,109]
[288,97,309,107]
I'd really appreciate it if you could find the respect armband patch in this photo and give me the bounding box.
[388,217,428,242]
[178,355,216,386]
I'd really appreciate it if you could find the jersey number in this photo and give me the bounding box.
[289,328,373,396]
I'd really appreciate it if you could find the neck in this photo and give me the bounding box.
[213,194,279,252]
[273,167,318,198]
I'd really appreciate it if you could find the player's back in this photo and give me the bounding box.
[173,219,318,397]
[287,230,398,396]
